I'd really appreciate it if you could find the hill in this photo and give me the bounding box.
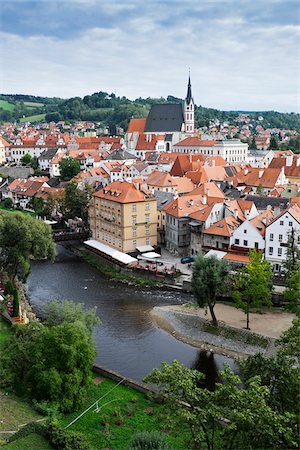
[0,92,299,133]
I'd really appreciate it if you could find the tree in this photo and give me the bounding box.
[20,153,33,165]
[0,300,98,412]
[269,136,279,150]
[59,157,80,181]
[33,197,45,217]
[250,136,257,150]
[144,361,294,450]
[64,182,91,223]
[3,197,13,209]
[283,227,300,274]
[284,264,300,314]
[12,289,20,317]
[43,299,100,333]
[256,183,264,196]
[232,250,273,329]
[0,212,56,280]
[192,255,229,326]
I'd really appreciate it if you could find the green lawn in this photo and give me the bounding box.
[23,102,44,108]
[0,205,35,217]
[3,433,51,450]
[61,376,189,450]
[0,100,15,112]
[19,114,45,123]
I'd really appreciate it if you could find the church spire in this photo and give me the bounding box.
[186,71,193,104]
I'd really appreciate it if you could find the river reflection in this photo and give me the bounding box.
[28,245,238,383]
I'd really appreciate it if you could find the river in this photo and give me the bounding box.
[28,245,237,384]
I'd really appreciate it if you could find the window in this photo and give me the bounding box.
[270,233,274,241]
[269,247,273,255]
[243,240,248,246]
[146,238,150,245]
[244,229,247,234]
[145,203,150,211]
[278,248,282,256]
[145,213,150,224]
[234,239,240,245]
[279,234,283,242]
[132,227,137,237]
[132,204,136,212]
[133,240,137,247]
[132,215,137,225]
[280,220,284,226]
[289,221,293,227]
[254,242,259,249]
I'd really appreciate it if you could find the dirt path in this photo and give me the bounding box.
[161,304,295,339]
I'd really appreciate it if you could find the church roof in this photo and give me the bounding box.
[186,75,193,104]
[144,104,184,133]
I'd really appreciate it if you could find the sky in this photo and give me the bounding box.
[0,0,299,112]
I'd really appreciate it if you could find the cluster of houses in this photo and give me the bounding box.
[0,77,299,273]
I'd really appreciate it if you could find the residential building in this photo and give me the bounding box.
[89,181,157,253]
[265,205,300,272]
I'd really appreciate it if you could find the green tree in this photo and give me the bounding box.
[0,300,98,412]
[0,212,55,280]
[283,227,300,274]
[232,250,273,329]
[43,299,100,333]
[192,255,229,326]
[145,361,294,450]
[256,183,264,195]
[284,263,300,314]
[3,197,13,209]
[250,136,257,150]
[20,153,33,165]
[64,182,91,222]
[12,289,20,317]
[269,136,279,150]
[33,197,45,217]
[59,157,80,181]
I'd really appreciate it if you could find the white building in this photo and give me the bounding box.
[265,205,300,272]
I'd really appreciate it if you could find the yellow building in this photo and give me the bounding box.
[89,181,157,253]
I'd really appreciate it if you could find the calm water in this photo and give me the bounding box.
[28,245,237,383]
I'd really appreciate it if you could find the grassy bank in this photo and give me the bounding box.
[61,375,188,449]
[0,318,12,347]
[79,250,162,287]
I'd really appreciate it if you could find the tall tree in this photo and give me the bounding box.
[232,250,273,329]
[145,361,294,450]
[59,157,80,181]
[250,136,257,150]
[283,227,300,274]
[0,212,55,280]
[64,182,91,222]
[192,255,229,326]
[269,136,279,150]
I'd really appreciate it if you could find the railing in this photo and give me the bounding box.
[52,230,90,242]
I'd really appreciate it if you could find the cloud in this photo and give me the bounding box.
[1,0,299,111]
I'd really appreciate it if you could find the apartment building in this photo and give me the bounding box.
[89,181,157,253]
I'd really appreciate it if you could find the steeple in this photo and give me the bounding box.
[184,71,194,134]
[186,74,193,104]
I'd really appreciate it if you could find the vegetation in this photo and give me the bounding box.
[128,430,171,450]
[59,157,81,181]
[145,360,295,450]
[0,212,55,280]
[192,255,229,325]
[0,300,98,413]
[232,250,273,329]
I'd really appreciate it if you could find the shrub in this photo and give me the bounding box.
[3,198,13,209]
[46,421,91,450]
[127,430,171,450]
[4,280,14,296]
[12,289,20,317]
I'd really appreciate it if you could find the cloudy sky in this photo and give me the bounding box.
[1,0,299,112]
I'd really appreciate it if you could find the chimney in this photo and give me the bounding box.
[205,188,210,196]
[244,168,248,175]
[233,209,239,219]
[189,153,192,163]
[286,154,293,167]
[202,195,207,205]
[245,209,250,219]
[258,169,264,179]
[189,199,194,206]
[296,156,300,167]
[211,159,215,167]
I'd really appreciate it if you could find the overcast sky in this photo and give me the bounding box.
[1,0,299,112]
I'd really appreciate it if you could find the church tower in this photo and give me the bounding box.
[184,74,194,134]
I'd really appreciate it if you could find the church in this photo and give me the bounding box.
[125,76,196,154]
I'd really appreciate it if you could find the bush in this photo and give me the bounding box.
[12,289,20,317]
[4,280,14,296]
[46,421,91,450]
[3,198,13,209]
[128,430,171,450]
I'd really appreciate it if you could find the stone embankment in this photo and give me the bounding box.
[151,304,295,359]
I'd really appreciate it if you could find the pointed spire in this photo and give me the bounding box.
[186,71,193,104]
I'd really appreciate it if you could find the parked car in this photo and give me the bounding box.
[180,256,194,264]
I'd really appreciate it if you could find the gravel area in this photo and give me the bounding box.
[151,304,296,359]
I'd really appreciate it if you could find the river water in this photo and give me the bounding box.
[28,245,237,384]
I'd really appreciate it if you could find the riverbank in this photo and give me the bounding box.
[151,304,296,359]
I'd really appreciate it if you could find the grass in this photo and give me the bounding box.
[80,250,161,287]
[23,102,44,108]
[19,114,45,123]
[0,391,44,441]
[3,433,51,449]
[0,100,15,112]
[0,205,35,217]
[60,376,188,450]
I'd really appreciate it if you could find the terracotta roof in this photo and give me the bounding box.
[267,204,300,227]
[203,216,240,237]
[190,182,225,199]
[223,253,250,263]
[0,136,10,146]
[127,118,146,134]
[136,133,157,150]
[94,181,150,203]
[269,156,300,179]
[174,137,217,147]
[189,205,214,222]
[233,167,284,188]
[163,195,205,218]
[146,170,175,187]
